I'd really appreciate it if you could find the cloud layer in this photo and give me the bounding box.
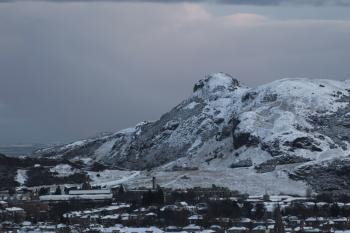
[0,0,350,6]
[0,2,349,144]
[1,0,350,6]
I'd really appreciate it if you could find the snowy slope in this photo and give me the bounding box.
[34,73,350,194]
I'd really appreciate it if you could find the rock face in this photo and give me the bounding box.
[290,157,350,194]
[34,73,350,193]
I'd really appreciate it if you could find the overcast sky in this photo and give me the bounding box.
[0,0,349,144]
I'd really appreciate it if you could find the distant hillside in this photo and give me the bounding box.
[32,73,350,195]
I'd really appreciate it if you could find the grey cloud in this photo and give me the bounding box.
[2,0,350,6]
[0,2,349,144]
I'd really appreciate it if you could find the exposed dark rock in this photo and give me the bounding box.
[214,118,225,124]
[307,94,350,150]
[241,91,258,102]
[170,165,199,171]
[193,73,239,93]
[284,137,322,152]
[261,140,283,157]
[163,120,180,131]
[193,81,205,92]
[233,133,260,149]
[262,93,278,102]
[290,158,350,192]
[255,155,311,173]
[215,117,239,141]
[255,163,276,173]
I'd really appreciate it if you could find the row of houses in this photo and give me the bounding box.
[39,189,113,204]
[0,206,26,223]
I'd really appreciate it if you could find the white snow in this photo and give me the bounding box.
[15,169,27,186]
[40,194,112,201]
[62,140,86,150]
[88,170,141,187]
[69,189,111,195]
[94,139,118,161]
[113,167,307,196]
[203,73,236,92]
[6,207,24,212]
[184,102,199,110]
[115,127,137,135]
[50,164,79,177]
[34,75,350,195]
[188,138,202,153]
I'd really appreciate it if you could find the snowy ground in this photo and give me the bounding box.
[88,170,141,188]
[50,164,80,177]
[147,167,306,196]
[15,169,28,186]
[90,166,308,196]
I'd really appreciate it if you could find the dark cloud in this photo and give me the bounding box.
[0,2,349,144]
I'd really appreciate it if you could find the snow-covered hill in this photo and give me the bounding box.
[34,73,350,194]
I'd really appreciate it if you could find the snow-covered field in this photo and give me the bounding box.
[50,164,80,177]
[91,166,307,195]
[88,170,141,188]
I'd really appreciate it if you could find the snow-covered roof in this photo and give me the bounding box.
[183,224,201,230]
[252,225,266,230]
[122,227,163,233]
[6,207,24,212]
[228,226,248,231]
[40,194,112,201]
[69,189,111,195]
[188,215,203,220]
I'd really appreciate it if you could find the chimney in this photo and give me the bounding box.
[152,177,156,190]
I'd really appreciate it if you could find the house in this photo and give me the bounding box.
[113,188,148,204]
[182,224,202,233]
[0,200,8,208]
[196,203,208,213]
[286,216,300,228]
[305,217,326,228]
[69,189,112,195]
[332,217,349,230]
[251,225,269,233]
[5,207,26,223]
[227,226,249,233]
[144,212,158,221]
[101,214,120,226]
[188,215,203,224]
[231,218,253,229]
[164,225,181,233]
[209,225,223,233]
[209,217,231,228]
[56,223,71,233]
[267,225,274,233]
[39,191,113,204]
[303,227,322,233]
[17,200,49,221]
[123,227,164,233]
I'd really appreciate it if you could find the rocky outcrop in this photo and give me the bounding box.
[230,159,253,168]
[290,157,350,192]
[255,155,311,173]
[33,74,350,194]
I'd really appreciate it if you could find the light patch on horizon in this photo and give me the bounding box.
[222,13,268,26]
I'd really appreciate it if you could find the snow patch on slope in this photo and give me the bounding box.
[50,164,79,177]
[16,169,27,186]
